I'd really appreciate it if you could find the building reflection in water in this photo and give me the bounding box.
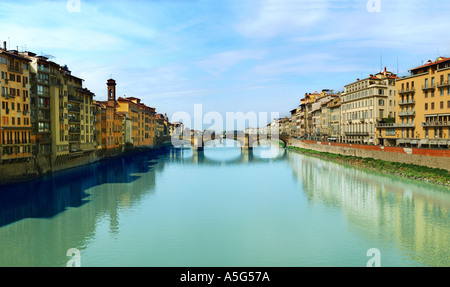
[1,143,447,267]
[0,150,164,267]
[287,151,450,267]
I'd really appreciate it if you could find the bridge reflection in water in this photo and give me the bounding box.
[169,139,287,165]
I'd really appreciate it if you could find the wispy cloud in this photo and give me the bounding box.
[195,49,267,78]
[235,0,329,38]
[0,0,448,119]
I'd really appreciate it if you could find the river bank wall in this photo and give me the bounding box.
[0,144,171,186]
[290,139,450,172]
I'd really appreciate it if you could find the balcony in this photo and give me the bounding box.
[69,118,80,124]
[68,95,83,103]
[8,65,23,74]
[398,99,415,106]
[397,122,415,128]
[38,116,51,122]
[376,122,415,128]
[398,87,415,94]
[38,105,50,110]
[422,121,450,127]
[399,110,415,117]
[68,106,81,113]
[345,132,369,136]
[376,123,395,128]
[38,92,50,98]
[437,80,450,88]
[36,78,50,85]
[422,84,436,91]
[38,67,50,73]
[69,128,81,134]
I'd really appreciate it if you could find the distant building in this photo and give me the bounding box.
[340,69,398,145]
[116,96,156,148]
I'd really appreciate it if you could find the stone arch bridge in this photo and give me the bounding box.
[170,133,292,151]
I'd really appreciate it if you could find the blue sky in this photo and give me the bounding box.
[1,0,449,126]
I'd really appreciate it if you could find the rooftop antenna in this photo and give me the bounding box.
[380,47,383,72]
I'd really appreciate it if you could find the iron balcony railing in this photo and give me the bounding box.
[399,110,415,117]
[422,121,450,127]
[398,87,415,94]
[345,132,369,136]
[8,65,23,74]
[421,84,436,90]
[398,99,415,105]
[437,80,450,88]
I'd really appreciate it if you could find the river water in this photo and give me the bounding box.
[0,140,448,267]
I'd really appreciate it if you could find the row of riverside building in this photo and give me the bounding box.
[0,42,177,165]
[265,57,450,149]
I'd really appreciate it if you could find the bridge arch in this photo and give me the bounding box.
[173,133,291,150]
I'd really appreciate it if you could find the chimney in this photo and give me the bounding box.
[3,41,6,50]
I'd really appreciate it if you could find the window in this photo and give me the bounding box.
[431,102,435,110]
[378,99,385,106]
[441,101,444,109]
[0,56,6,65]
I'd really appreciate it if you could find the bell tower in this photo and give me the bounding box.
[107,79,116,110]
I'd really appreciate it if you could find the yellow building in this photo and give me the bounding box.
[378,57,450,148]
[116,94,156,148]
[20,52,96,163]
[0,46,32,161]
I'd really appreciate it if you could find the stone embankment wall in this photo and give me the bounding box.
[290,139,450,172]
[0,145,163,185]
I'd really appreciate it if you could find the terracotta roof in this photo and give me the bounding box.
[0,49,31,62]
[410,57,450,71]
